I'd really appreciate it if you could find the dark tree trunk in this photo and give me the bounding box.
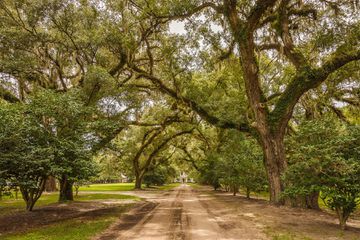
[289,192,320,209]
[59,175,74,202]
[20,177,46,211]
[246,188,251,199]
[306,192,320,210]
[232,185,237,196]
[134,174,143,190]
[45,176,57,192]
[336,207,350,230]
[25,198,36,211]
[259,132,287,205]
[75,185,80,197]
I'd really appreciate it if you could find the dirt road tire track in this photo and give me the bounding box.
[94,185,268,240]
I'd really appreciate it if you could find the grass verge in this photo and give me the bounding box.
[1,204,132,240]
[0,192,138,216]
[79,183,137,192]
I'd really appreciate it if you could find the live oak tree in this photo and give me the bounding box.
[123,0,360,204]
[1,0,359,205]
[0,0,151,200]
[116,119,194,189]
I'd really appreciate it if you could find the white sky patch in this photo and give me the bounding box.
[209,22,222,33]
[169,20,186,35]
[98,97,128,116]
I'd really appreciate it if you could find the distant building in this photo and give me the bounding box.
[180,171,187,183]
[119,173,128,183]
[174,171,195,183]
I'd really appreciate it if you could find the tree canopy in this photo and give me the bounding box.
[0,0,359,229]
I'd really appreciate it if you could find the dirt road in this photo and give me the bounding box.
[96,184,268,240]
[95,184,360,240]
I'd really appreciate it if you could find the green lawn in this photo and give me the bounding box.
[0,182,180,239]
[0,192,138,216]
[1,205,132,240]
[79,182,181,191]
[79,182,137,191]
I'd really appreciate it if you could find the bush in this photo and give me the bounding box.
[284,119,360,229]
[143,165,176,187]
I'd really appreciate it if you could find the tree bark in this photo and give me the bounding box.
[336,207,349,230]
[59,175,74,202]
[20,177,46,211]
[226,9,288,204]
[232,185,237,196]
[246,188,251,199]
[259,132,287,205]
[306,192,320,210]
[134,173,143,190]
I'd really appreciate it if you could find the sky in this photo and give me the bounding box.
[169,20,186,35]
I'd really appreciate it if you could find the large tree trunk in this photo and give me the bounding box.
[289,191,320,209]
[260,132,287,205]
[336,207,350,230]
[246,188,251,199]
[134,173,143,190]
[59,175,74,202]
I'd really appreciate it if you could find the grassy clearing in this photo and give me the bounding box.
[1,204,132,240]
[0,192,138,215]
[78,182,182,192]
[79,182,137,191]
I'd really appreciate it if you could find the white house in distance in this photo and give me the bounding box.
[119,173,128,183]
[174,172,194,183]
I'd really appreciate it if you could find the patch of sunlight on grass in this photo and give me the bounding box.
[76,193,138,201]
[265,227,313,240]
[79,182,137,191]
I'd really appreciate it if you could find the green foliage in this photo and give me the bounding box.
[182,59,248,125]
[0,0,359,222]
[218,133,267,196]
[197,129,267,195]
[83,66,117,104]
[93,150,131,183]
[0,89,98,210]
[284,118,360,229]
[143,164,176,187]
[0,101,53,210]
[197,153,222,190]
[28,89,98,184]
